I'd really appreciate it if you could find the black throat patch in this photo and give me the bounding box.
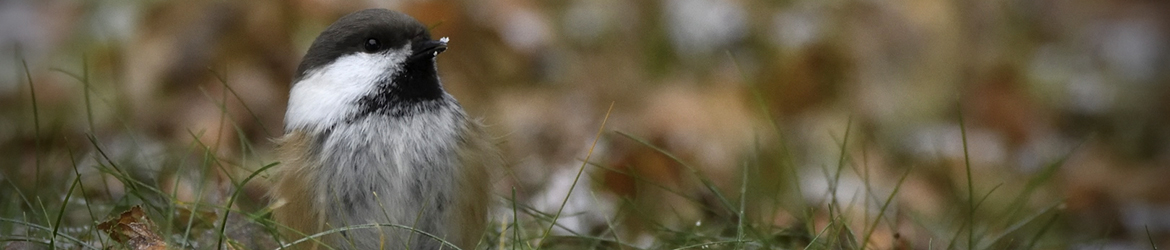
[350,58,444,120]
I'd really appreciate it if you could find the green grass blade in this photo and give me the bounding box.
[1147,225,1158,250]
[85,135,159,203]
[277,223,462,250]
[208,68,275,138]
[1022,213,1059,249]
[861,168,911,248]
[48,178,79,250]
[736,161,748,249]
[63,138,103,246]
[672,240,753,250]
[0,218,100,250]
[614,131,737,217]
[802,214,838,250]
[958,107,975,250]
[82,54,94,131]
[216,161,280,249]
[830,117,853,217]
[537,102,614,245]
[21,56,42,191]
[979,201,1062,249]
[582,160,721,216]
[512,187,520,250]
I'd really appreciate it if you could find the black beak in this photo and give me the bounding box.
[409,39,447,62]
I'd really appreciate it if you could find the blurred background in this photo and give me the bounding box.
[1,0,1169,249]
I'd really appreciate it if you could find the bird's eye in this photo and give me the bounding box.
[363,38,381,52]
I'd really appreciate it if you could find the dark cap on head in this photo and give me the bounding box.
[295,9,433,80]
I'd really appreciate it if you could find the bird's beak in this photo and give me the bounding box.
[409,37,448,62]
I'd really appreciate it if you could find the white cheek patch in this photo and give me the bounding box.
[285,44,412,132]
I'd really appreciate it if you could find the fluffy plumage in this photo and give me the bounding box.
[270,9,494,250]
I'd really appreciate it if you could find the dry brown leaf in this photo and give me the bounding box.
[97,205,168,250]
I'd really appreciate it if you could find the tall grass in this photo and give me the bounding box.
[0,52,1079,250]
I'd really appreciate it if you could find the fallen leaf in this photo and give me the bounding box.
[97,205,168,250]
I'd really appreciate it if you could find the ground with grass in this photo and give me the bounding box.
[2,1,1169,249]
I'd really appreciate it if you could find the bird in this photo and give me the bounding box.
[269,8,495,250]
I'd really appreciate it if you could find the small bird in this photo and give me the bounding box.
[270,9,495,250]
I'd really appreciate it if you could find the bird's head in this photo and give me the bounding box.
[285,9,452,133]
